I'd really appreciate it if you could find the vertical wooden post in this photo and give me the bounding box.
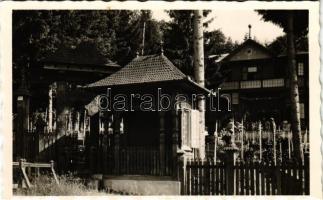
[259,122,262,161]
[232,117,235,143]
[241,119,244,161]
[83,110,87,143]
[50,160,59,185]
[19,159,31,188]
[48,84,53,133]
[90,113,100,173]
[279,140,283,163]
[213,120,218,164]
[252,129,255,144]
[288,132,291,159]
[15,62,30,160]
[75,112,80,133]
[273,125,277,165]
[275,164,282,194]
[224,147,238,195]
[172,109,179,179]
[159,111,165,176]
[178,152,186,195]
[114,113,121,175]
[56,81,69,136]
[68,111,72,133]
[16,92,30,160]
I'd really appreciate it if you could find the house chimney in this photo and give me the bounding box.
[248,24,252,39]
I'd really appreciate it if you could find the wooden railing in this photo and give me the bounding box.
[14,130,79,162]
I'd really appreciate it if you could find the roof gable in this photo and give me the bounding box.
[224,39,273,62]
[85,54,188,88]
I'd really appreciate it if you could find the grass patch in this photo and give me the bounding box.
[14,174,107,196]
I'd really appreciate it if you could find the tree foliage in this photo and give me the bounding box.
[13,10,164,65]
[13,10,239,88]
[162,10,238,76]
[267,34,308,55]
[257,10,308,36]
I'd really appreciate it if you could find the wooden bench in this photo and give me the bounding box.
[13,159,59,188]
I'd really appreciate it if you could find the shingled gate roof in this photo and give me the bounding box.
[85,54,190,88]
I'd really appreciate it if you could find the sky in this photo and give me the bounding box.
[152,10,285,45]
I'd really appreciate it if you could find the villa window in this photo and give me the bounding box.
[298,62,304,76]
[242,66,258,80]
[181,108,191,147]
[232,93,239,105]
[181,109,200,149]
[300,103,305,119]
[248,66,257,73]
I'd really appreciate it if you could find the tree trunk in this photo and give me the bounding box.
[193,10,205,159]
[287,11,302,162]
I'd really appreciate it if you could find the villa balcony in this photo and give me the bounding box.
[219,78,285,90]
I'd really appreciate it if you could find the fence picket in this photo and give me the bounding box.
[265,163,271,195]
[220,165,224,194]
[235,163,239,195]
[211,162,215,195]
[305,163,309,195]
[255,162,260,195]
[250,163,255,195]
[241,163,245,195]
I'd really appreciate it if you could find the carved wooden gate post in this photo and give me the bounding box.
[223,146,239,195]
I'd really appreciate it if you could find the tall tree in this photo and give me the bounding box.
[163,10,238,79]
[193,10,206,159]
[162,10,212,75]
[257,10,308,162]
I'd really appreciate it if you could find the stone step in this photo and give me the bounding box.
[101,175,180,195]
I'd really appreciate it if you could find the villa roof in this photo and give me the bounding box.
[222,39,274,62]
[43,42,121,68]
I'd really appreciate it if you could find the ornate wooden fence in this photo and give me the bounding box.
[183,160,309,195]
[14,131,83,173]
